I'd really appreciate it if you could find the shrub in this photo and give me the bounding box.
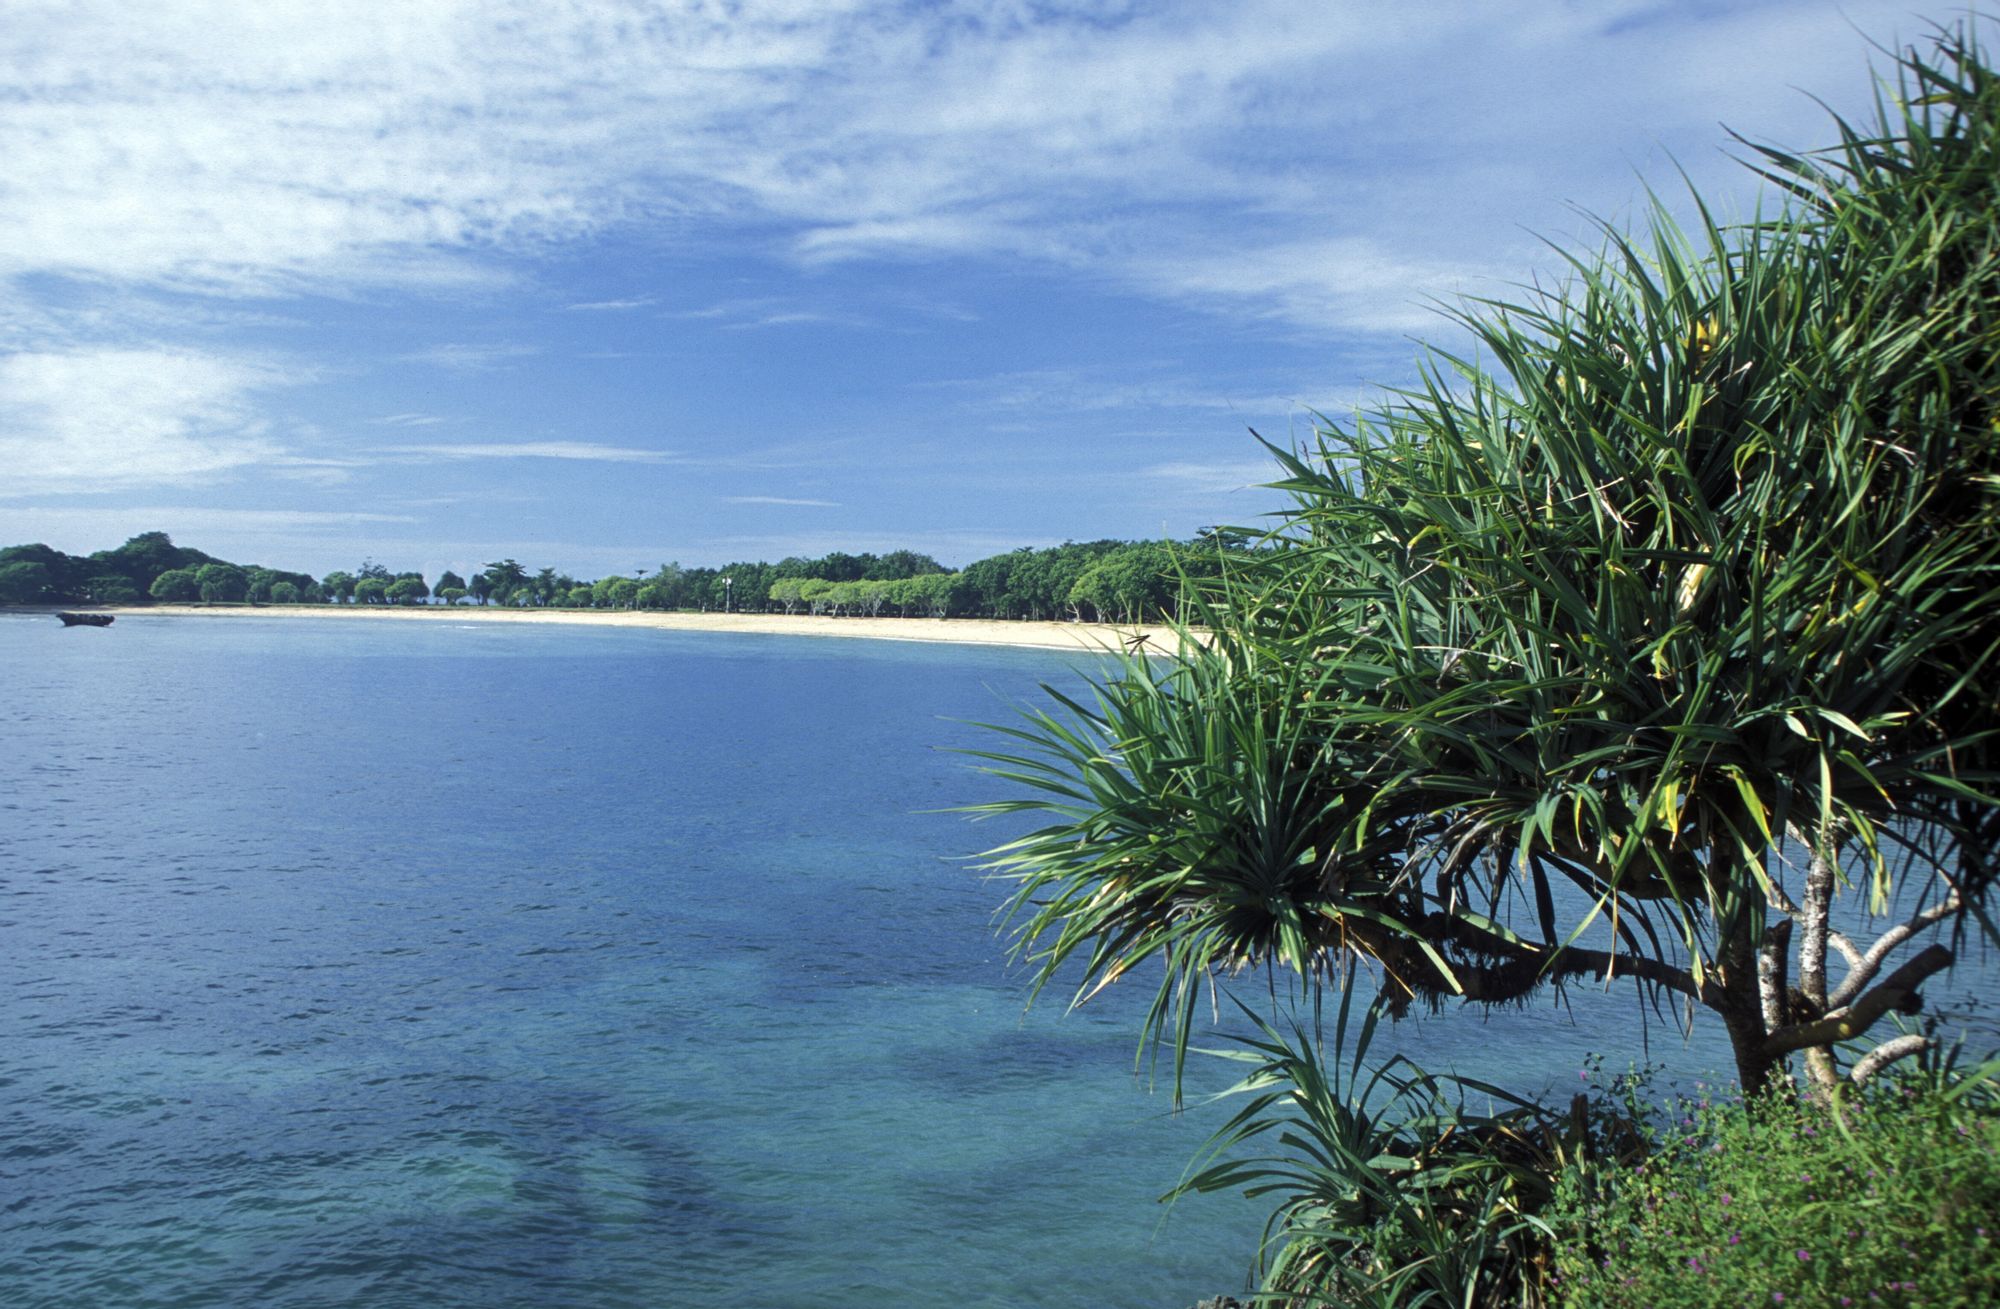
[1549,1062,2000,1307]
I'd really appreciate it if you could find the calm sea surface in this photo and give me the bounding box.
[2,613,1774,1308]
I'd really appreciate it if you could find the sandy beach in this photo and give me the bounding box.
[89,603,1196,655]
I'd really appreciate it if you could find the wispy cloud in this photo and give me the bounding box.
[0,0,1945,333]
[385,441,677,463]
[671,296,874,331]
[917,365,1306,419]
[723,495,839,507]
[0,348,288,494]
[0,0,1959,514]
[400,343,540,373]
[1144,460,1279,494]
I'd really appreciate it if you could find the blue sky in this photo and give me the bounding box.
[0,1,1979,580]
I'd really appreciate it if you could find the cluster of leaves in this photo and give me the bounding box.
[1548,1056,2000,1307]
[1181,1006,1999,1309]
[767,571,959,617]
[1166,992,1651,1309]
[319,560,432,605]
[537,549,951,614]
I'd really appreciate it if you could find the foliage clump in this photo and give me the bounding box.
[1549,1061,2000,1307]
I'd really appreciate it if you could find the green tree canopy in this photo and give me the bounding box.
[385,576,429,605]
[193,563,247,603]
[149,568,200,602]
[0,560,54,604]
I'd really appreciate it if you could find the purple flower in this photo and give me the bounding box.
[1729,1232,1742,1246]
[1796,1249,1811,1262]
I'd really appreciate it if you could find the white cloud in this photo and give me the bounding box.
[376,412,447,427]
[0,0,1969,506]
[1144,460,1278,494]
[385,441,676,463]
[400,343,540,372]
[723,495,839,507]
[1137,238,1489,336]
[2,0,1955,325]
[670,296,875,331]
[0,348,288,493]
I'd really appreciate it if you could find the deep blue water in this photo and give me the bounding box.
[1,613,1771,1308]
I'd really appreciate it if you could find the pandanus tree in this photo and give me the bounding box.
[976,29,1998,1102]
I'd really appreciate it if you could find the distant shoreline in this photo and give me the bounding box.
[66,603,1196,654]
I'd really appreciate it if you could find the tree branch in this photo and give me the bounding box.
[1766,943,1953,1056]
[1768,879,1863,968]
[1759,918,1793,1031]
[1435,916,1718,1008]
[1827,893,1962,1010]
[1798,846,1838,1011]
[1848,1034,1932,1087]
[1546,946,1718,1006]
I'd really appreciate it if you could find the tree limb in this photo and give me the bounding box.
[1434,916,1717,1008]
[1767,880,1862,968]
[1798,846,1838,1011]
[1759,918,1793,1031]
[1848,1033,1932,1087]
[1827,893,1963,1009]
[1766,943,1953,1056]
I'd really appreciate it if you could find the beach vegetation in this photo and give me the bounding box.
[1547,1054,2000,1307]
[148,567,200,602]
[0,559,56,604]
[386,576,430,605]
[194,563,247,604]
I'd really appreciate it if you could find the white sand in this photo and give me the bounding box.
[100,603,1197,654]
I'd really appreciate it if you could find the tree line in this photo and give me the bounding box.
[1,532,1242,624]
[0,532,322,607]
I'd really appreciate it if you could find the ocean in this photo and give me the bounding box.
[2,613,1774,1307]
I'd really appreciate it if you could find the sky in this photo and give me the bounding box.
[0,1,1982,581]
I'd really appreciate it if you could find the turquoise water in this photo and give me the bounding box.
[1,613,1752,1308]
